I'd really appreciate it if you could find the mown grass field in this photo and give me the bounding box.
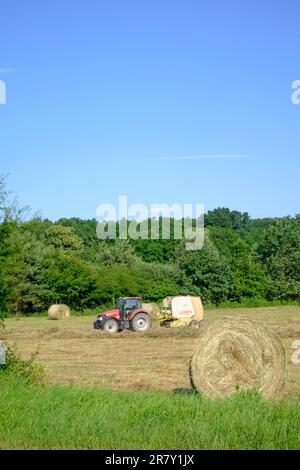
[1,305,300,449]
[4,305,300,396]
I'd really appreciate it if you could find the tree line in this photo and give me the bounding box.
[1,176,300,314]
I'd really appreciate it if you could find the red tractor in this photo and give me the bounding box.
[93,297,152,333]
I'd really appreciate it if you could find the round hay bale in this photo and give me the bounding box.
[48,304,70,320]
[190,317,286,400]
[142,303,160,319]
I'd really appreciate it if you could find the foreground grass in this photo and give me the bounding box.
[1,378,300,449]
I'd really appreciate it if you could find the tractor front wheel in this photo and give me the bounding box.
[132,313,152,333]
[103,318,119,333]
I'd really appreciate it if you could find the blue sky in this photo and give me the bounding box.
[0,0,299,220]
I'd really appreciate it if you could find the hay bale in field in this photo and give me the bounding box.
[190,296,204,322]
[142,303,160,319]
[48,304,70,320]
[190,317,286,400]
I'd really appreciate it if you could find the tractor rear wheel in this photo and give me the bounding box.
[103,318,119,333]
[132,313,152,333]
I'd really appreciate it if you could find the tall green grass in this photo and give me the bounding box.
[0,378,300,450]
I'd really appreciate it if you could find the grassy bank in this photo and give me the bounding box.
[1,377,300,449]
[205,299,300,310]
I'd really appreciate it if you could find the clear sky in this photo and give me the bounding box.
[0,0,299,220]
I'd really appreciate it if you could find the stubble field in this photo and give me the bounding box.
[5,306,300,397]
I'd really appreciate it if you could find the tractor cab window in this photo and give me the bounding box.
[124,299,141,310]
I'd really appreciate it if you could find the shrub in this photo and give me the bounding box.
[0,321,45,386]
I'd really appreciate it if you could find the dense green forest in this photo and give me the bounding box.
[1,175,300,314]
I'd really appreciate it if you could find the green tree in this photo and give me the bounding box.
[205,207,250,232]
[256,217,300,300]
[44,225,84,254]
[0,176,31,312]
[4,228,54,313]
[97,240,139,266]
[209,226,267,301]
[176,231,233,304]
[229,238,266,301]
[44,253,102,309]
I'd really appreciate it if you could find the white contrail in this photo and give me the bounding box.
[0,68,15,75]
[159,154,252,161]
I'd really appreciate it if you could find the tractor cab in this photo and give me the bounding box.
[118,297,142,321]
[94,297,152,333]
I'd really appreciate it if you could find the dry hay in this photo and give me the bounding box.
[142,303,160,319]
[48,304,70,320]
[190,296,204,322]
[271,324,300,339]
[12,327,103,340]
[190,317,286,400]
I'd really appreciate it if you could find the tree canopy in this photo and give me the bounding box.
[1,176,299,314]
